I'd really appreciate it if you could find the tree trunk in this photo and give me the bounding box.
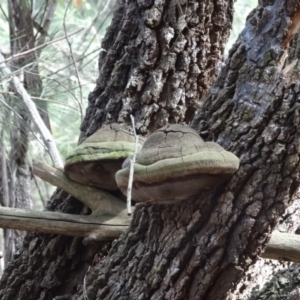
[3,0,300,300]
[80,0,233,137]
[229,29,300,300]
[77,1,300,299]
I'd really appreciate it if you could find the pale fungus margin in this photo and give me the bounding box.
[64,123,144,191]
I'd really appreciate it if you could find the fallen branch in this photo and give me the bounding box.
[261,231,300,262]
[32,160,126,217]
[0,208,299,258]
[0,207,130,241]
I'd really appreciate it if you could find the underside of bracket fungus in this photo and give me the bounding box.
[115,124,240,204]
[64,123,143,191]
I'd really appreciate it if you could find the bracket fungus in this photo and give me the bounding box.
[115,124,240,204]
[64,123,143,191]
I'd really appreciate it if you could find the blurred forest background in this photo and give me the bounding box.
[0,0,257,276]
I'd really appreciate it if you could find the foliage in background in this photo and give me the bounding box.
[37,0,116,158]
[0,0,115,274]
[0,0,115,202]
[226,0,258,55]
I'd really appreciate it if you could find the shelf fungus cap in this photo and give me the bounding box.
[64,123,143,191]
[115,124,240,204]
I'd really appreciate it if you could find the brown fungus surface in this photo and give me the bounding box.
[115,124,240,204]
[64,123,143,191]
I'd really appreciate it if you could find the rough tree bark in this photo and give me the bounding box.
[81,0,233,136]
[79,1,300,299]
[229,29,300,300]
[2,0,300,300]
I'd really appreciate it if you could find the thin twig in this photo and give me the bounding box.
[0,91,80,112]
[79,0,113,69]
[0,95,44,148]
[41,46,102,78]
[4,28,83,63]
[32,2,48,43]
[83,267,91,300]
[127,115,139,216]
[0,53,63,168]
[78,53,102,74]
[79,6,114,66]
[36,0,57,48]
[63,1,83,121]
[0,129,9,207]
[22,68,81,111]
[80,0,112,47]
[4,57,86,116]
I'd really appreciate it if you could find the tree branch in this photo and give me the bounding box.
[0,207,299,260]
[4,28,83,63]
[32,160,126,217]
[261,231,300,263]
[0,207,130,241]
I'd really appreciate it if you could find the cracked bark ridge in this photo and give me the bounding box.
[71,1,300,299]
[81,0,233,136]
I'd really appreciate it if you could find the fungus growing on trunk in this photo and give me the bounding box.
[116,124,240,204]
[64,123,143,191]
